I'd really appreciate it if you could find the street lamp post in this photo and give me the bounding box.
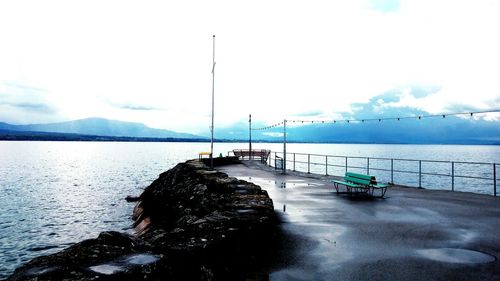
[210,35,216,168]
[249,114,252,160]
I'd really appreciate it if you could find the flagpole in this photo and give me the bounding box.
[249,114,252,160]
[210,35,216,168]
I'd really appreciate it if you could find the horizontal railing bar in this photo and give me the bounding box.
[328,164,349,168]
[285,161,494,180]
[452,161,500,165]
[453,174,495,180]
[282,159,495,179]
[282,152,498,166]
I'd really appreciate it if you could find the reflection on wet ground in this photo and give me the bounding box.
[416,248,496,264]
[220,161,500,281]
[245,177,322,190]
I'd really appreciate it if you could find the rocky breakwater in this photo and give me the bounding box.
[7,160,276,281]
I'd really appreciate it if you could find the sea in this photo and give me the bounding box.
[0,141,499,278]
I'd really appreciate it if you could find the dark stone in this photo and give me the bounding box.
[125,195,140,202]
[200,156,241,167]
[7,231,165,281]
[8,160,277,281]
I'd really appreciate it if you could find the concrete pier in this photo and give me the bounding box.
[218,161,500,281]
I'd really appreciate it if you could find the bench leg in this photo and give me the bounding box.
[371,187,387,198]
[380,187,387,198]
[333,183,340,194]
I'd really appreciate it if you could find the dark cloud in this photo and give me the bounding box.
[0,100,57,113]
[411,86,441,98]
[350,86,440,112]
[0,83,58,114]
[116,104,160,111]
[100,97,163,111]
[443,103,482,113]
[348,87,438,119]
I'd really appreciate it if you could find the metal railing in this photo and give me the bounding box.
[266,152,499,196]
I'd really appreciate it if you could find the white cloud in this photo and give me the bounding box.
[0,0,499,134]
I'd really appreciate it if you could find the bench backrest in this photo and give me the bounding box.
[233,149,271,160]
[345,172,376,186]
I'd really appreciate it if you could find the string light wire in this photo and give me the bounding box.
[251,109,500,131]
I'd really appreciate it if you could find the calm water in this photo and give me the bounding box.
[0,141,499,278]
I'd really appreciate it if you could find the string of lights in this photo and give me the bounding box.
[251,121,285,131]
[251,109,500,131]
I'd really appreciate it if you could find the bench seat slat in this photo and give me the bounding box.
[332,180,361,188]
[371,183,387,189]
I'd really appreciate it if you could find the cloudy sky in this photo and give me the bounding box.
[1,0,499,135]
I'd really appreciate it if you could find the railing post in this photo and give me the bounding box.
[345,157,348,173]
[325,155,328,176]
[283,119,287,175]
[293,153,296,171]
[494,163,497,197]
[367,157,370,174]
[451,162,455,191]
[391,159,394,184]
[307,154,310,174]
[419,160,422,188]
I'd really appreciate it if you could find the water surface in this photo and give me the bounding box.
[0,141,498,278]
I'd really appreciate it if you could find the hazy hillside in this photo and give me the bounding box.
[214,116,500,144]
[2,115,499,144]
[1,118,206,139]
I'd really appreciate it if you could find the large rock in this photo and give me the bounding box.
[7,231,166,281]
[8,160,277,281]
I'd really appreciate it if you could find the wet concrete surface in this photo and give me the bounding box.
[218,161,500,281]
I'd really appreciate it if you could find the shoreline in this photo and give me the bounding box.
[2,136,500,145]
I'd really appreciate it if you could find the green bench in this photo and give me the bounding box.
[331,172,388,198]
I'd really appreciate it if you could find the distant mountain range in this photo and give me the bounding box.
[0,117,206,140]
[1,115,499,144]
[214,116,500,145]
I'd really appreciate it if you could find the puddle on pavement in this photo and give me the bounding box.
[451,229,476,244]
[417,248,495,264]
[89,264,124,275]
[89,253,161,275]
[237,176,321,189]
[274,181,321,189]
[126,254,160,265]
[236,209,257,214]
[25,266,59,276]
[376,206,442,223]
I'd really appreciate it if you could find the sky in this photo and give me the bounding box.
[0,0,499,135]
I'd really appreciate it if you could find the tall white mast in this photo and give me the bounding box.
[210,35,216,168]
